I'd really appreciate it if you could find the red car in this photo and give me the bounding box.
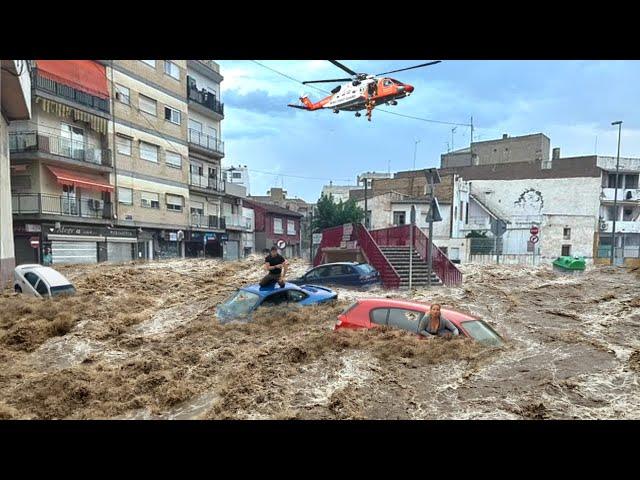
[335,298,504,346]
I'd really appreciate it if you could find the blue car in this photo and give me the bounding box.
[215,282,338,324]
[290,262,381,289]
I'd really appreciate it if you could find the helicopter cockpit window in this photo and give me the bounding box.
[389,78,402,84]
[383,79,393,87]
[331,85,342,94]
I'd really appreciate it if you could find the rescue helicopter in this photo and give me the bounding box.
[287,60,441,121]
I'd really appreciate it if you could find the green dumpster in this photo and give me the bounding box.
[552,255,586,273]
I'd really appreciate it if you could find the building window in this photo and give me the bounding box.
[287,220,296,235]
[141,60,156,68]
[164,61,180,80]
[625,174,639,189]
[115,84,130,105]
[274,218,283,234]
[141,191,160,209]
[166,194,183,212]
[116,135,132,156]
[608,173,623,189]
[561,244,571,256]
[118,187,133,205]
[139,141,159,163]
[139,94,157,116]
[460,201,464,221]
[393,211,406,225]
[232,172,242,179]
[366,210,372,229]
[190,201,204,216]
[563,227,571,240]
[165,151,182,168]
[164,106,181,125]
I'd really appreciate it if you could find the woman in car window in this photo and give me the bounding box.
[418,303,459,338]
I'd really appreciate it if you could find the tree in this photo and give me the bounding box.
[312,194,364,231]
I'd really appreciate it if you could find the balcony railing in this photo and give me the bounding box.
[187,79,224,116]
[12,193,112,219]
[602,187,640,202]
[188,128,224,155]
[224,214,252,230]
[9,131,112,167]
[33,69,110,114]
[190,214,225,230]
[189,173,223,192]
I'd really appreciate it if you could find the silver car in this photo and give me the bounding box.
[13,264,76,298]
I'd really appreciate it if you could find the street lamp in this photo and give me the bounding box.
[423,168,441,288]
[610,120,622,266]
[413,139,421,170]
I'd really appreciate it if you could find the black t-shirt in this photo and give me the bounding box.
[265,254,285,275]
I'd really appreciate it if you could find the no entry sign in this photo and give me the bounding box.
[530,226,539,235]
[29,236,40,248]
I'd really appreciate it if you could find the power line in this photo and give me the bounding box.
[250,60,472,127]
[246,167,352,182]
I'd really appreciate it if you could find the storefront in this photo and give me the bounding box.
[185,231,225,258]
[150,229,185,260]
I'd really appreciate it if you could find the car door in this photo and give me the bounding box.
[387,308,424,334]
[22,271,42,296]
[34,278,51,298]
[302,267,322,284]
[287,289,309,305]
[259,290,290,308]
[338,265,360,286]
[308,265,331,285]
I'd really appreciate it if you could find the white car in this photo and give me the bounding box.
[13,264,76,298]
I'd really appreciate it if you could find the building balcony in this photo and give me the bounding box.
[225,214,253,231]
[187,79,224,118]
[601,220,640,234]
[33,68,110,115]
[189,173,225,193]
[9,131,112,171]
[190,214,225,230]
[188,128,224,157]
[601,188,640,202]
[12,193,113,220]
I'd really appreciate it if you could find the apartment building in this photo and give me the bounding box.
[223,165,250,194]
[183,60,230,258]
[1,60,32,286]
[8,60,137,265]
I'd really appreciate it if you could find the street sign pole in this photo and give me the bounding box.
[409,205,415,290]
[427,183,434,288]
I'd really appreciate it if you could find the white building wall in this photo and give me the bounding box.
[540,214,595,261]
[321,185,359,203]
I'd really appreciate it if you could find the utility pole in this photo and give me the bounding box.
[309,208,314,263]
[409,206,415,290]
[413,139,420,170]
[427,181,434,288]
[611,120,623,265]
[363,177,368,229]
[451,127,457,152]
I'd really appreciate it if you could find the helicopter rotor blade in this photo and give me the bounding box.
[328,60,359,77]
[375,61,442,76]
[302,78,353,84]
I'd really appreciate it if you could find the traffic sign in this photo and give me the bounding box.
[491,219,508,237]
[277,239,286,249]
[312,233,322,245]
[29,236,40,248]
[530,235,539,244]
[530,226,539,235]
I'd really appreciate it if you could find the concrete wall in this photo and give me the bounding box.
[1,114,15,287]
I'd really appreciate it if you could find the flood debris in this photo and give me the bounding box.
[1,256,639,419]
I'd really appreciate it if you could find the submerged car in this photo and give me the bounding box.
[334,298,504,346]
[289,262,381,289]
[216,282,338,324]
[13,264,76,298]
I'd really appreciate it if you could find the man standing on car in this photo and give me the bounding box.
[260,246,288,288]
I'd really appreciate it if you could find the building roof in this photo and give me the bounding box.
[243,199,304,217]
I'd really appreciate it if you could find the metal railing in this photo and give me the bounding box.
[9,131,112,167]
[12,193,112,219]
[189,173,223,192]
[187,79,224,116]
[190,214,225,230]
[369,224,462,286]
[355,224,401,288]
[188,128,224,155]
[33,69,110,113]
[224,214,252,230]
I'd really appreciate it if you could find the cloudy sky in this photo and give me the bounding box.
[217,60,639,203]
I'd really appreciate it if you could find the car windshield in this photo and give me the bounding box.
[220,290,260,316]
[356,264,376,274]
[462,320,503,346]
[50,285,76,297]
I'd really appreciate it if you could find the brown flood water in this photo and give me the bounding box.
[0,256,638,419]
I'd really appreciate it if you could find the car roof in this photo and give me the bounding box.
[15,265,72,287]
[241,282,301,297]
[312,262,359,267]
[354,298,477,324]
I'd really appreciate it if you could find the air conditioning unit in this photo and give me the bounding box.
[88,199,102,210]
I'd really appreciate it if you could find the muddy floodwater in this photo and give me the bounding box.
[1,256,639,419]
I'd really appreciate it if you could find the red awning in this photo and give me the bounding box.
[36,60,109,99]
[47,166,114,192]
